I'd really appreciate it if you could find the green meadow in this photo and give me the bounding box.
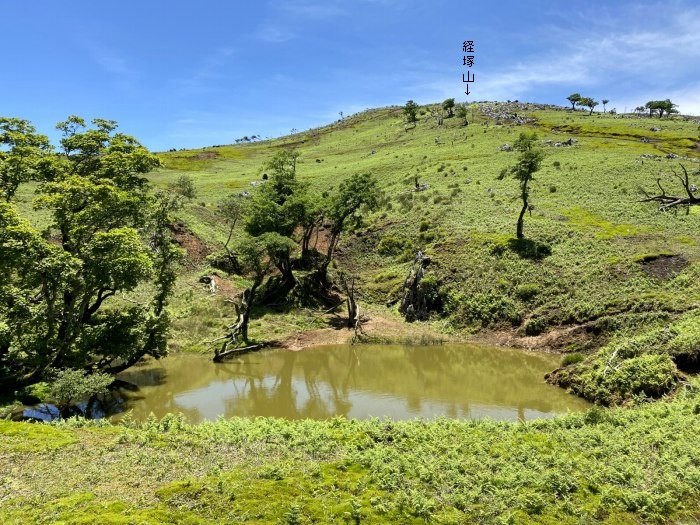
[3,102,700,523]
[147,103,700,397]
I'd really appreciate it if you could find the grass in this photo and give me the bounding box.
[2,381,700,523]
[7,102,700,397]
[138,103,700,401]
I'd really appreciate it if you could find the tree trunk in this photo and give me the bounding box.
[399,251,431,322]
[516,198,528,239]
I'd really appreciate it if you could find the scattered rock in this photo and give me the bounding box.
[650,127,661,132]
[500,144,512,152]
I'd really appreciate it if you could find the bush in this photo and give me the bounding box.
[377,236,410,257]
[561,353,585,366]
[449,292,521,328]
[525,317,547,336]
[47,369,113,410]
[515,283,540,301]
[419,274,443,312]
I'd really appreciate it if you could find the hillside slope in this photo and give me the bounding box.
[149,102,700,402]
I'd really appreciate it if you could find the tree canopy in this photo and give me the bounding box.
[404,100,419,123]
[566,93,581,111]
[644,99,678,118]
[577,97,599,115]
[0,116,181,393]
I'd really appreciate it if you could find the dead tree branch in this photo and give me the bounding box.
[639,164,699,211]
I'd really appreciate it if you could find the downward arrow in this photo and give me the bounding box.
[465,86,470,95]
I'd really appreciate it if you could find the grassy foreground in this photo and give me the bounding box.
[2,381,700,524]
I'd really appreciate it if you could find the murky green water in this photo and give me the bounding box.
[115,344,591,423]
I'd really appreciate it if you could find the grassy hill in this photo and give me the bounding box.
[133,102,700,403]
[4,102,700,524]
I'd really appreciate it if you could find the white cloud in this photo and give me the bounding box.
[413,4,700,109]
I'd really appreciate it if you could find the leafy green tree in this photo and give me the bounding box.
[442,98,455,118]
[577,97,599,115]
[0,116,180,393]
[498,132,544,239]
[214,232,295,351]
[566,93,581,111]
[0,117,52,201]
[602,99,609,113]
[168,174,197,200]
[404,100,419,123]
[455,104,469,126]
[216,193,245,271]
[245,150,305,288]
[47,368,113,414]
[319,173,379,281]
[645,99,678,118]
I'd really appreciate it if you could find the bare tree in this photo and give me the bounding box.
[639,164,699,212]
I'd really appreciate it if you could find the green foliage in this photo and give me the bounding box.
[576,97,599,115]
[0,116,178,393]
[0,117,52,201]
[515,283,540,301]
[645,99,678,118]
[442,98,455,117]
[448,291,521,328]
[561,352,585,366]
[524,316,547,336]
[5,387,700,523]
[551,309,700,404]
[403,100,419,123]
[566,92,581,110]
[168,174,197,200]
[46,369,113,409]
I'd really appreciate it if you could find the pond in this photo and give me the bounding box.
[114,344,591,423]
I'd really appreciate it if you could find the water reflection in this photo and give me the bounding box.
[115,344,591,423]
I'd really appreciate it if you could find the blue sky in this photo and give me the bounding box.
[3,0,699,151]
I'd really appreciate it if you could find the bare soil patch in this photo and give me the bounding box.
[278,314,455,351]
[195,151,218,160]
[639,254,688,280]
[170,221,211,268]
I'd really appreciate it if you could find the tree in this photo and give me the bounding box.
[455,104,469,126]
[168,174,197,200]
[639,164,699,211]
[0,117,52,201]
[214,233,295,351]
[602,99,609,113]
[644,100,677,119]
[319,173,379,282]
[498,132,544,239]
[0,116,180,393]
[404,100,419,123]
[244,149,305,289]
[442,98,455,118]
[566,93,581,111]
[577,97,599,115]
[217,192,246,272]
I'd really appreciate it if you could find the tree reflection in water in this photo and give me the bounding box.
[114,344,591,423]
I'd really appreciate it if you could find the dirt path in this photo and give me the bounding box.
[277,313,457,351]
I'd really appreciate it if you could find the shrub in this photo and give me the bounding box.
[561,353,585,366]
[377,236,410,257]
[515,283,540,301]
[449,292,521,328]
[525,317,547,336]
[47,369,113,410]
